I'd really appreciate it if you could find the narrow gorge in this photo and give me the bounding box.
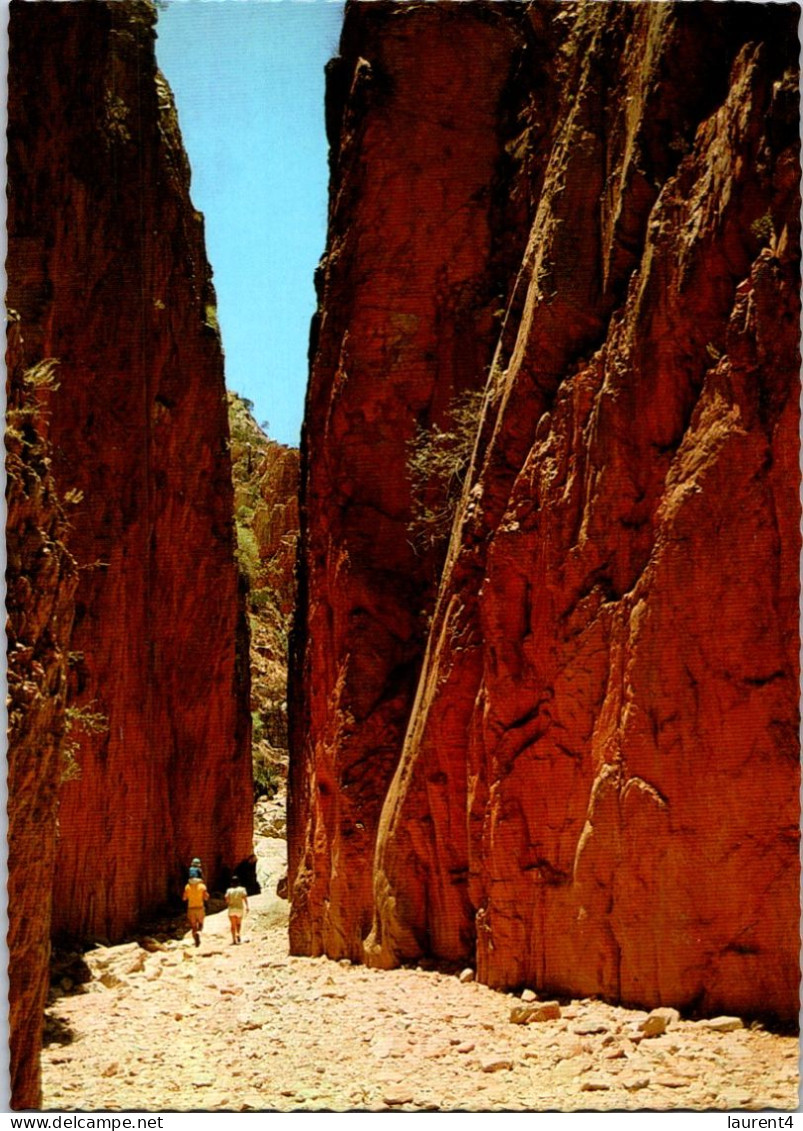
[6,0,800,1114]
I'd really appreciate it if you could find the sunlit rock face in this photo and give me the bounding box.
[7,0,253,945]
[291,0,800,1022]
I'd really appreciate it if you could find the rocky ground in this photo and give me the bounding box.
[41,832,799,1114]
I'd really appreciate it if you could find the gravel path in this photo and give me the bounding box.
[41,837,799,1113]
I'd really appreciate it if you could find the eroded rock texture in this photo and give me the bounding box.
[289,0,533,958]
[291,0,801,1022]
[6,327,77,1110]
[7,0,253,943]
[253,443,300,618]
[228,391,299,778]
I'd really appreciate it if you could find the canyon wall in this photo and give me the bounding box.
[228,391,299,776]
[7,0,253,945]
[290,0,801,1022]
[289,0,534,958]
[6,328,78,1109]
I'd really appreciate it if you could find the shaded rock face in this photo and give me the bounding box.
[6,328,78,1110]
[7,0,253,942]
[291,0,801,1022]
[289,0,534,959]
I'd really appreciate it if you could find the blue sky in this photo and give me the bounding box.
[155,0,346,446]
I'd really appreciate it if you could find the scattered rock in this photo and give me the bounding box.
[572,1019,611,1036]
[458,969,475,984]
[603,1045,627,1060]
[702,1016,744,1033]
[139,937,167,953]
[581,1076,611,1092]
[420,1042,450,1060]
[621,1074,651,1092]
[639,1007,680,1038]
[717,1090,755,1108]
[510,1001,561,1024]
[521,989,538,1003]
[383,1088,414,1106]
[532,1002,562,1022]
[480,1056,514,1073]
[124,952,147,976]
[371,1037,408,1060]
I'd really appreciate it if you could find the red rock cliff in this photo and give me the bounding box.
[7,0,253,943]
[291,1,800,1022]
[289,0,534,959]
[6,327,78,1110]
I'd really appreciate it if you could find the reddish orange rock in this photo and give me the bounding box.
[254,443,300,617]
[7,1,253,943]
[289,0,532,960]
[6,325,78,1110]
[293,1,800,1023]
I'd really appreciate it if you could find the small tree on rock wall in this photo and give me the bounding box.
[407,387,486,555]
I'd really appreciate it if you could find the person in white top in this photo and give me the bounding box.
[225,874,249,944]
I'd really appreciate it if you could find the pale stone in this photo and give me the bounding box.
[459,968,475,984]
[521,988,538,1002]
[622,1074,651,1091]
[383,1088,414,1106]
[581,1076,611,1091]
[572,1019,611,1035]
[717,1090,755,1107]
[481,1056,514,1073]
[702,1015,744,1033]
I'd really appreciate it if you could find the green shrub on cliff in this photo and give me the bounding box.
[407,388,485,554]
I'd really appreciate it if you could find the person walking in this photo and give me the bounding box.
[225,874,249,945]
[183,867,209,947]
